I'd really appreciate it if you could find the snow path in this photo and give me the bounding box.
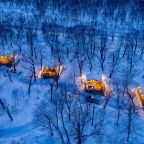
[0,122,38,138]
[0,122,57,144]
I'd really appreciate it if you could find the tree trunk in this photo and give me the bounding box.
[0,99,13,121]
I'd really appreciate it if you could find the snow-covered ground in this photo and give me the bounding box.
[0,1,144,144]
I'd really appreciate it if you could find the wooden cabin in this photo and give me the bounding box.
[137,87,144,106]
[39,65,63,79]
[85,80,105,95]
[0,54,15,66]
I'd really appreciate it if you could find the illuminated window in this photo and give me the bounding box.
[88,86,94,89]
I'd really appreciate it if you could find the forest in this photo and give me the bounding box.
[0,0,144,144]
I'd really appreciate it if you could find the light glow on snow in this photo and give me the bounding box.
[76,73,87,92]
[102,74,110,96]
[37,70,43,78]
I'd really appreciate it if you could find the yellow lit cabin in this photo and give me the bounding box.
[85,80,105,94]
[0,54,15,66]
[39,65,63,79]
[137,87,144,106]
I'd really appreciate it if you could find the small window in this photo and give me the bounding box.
[88,86,94,89]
